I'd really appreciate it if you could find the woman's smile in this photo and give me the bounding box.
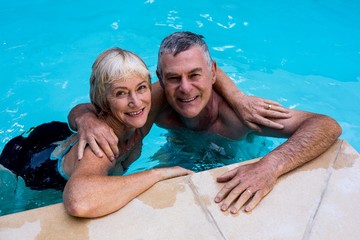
[126,107,145,117]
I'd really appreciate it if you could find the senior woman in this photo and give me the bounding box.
[0,48,192,218]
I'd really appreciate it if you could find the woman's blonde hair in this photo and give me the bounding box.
[90,48,151,115]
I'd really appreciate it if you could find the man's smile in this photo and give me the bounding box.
[178,96,198,102]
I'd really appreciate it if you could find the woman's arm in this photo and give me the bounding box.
[213,67,291,132]
[63,147,192,218]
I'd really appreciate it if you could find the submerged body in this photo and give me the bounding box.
[0,121,71,190]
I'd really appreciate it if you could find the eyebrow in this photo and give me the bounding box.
[112,80,148,90]
[164,67,203,78]
[189,67,202,74]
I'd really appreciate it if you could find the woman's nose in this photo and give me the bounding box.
[128,93,140,107]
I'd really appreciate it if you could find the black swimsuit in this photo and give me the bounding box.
[0,121,73,191]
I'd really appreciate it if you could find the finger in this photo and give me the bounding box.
[264,118,285,129]
[96,137,116,162]
[101,146,116,162]
[163,167,193,179]
[88,139,104,158]
[244,191,263,212]
[77,139,86,160]
[216,168,238,182]
[252,116,285,130]
[215,177,240,203]
[266,105,291,115]
[266,110,292,119]
[220,185,247,211]
[263,102,290,114]
[244,121,262,133]
[264,99,284,108]
[179,167,194,176]
[109,130,120,157]
[230,189,254,214]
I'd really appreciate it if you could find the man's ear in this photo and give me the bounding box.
[211,61,217,84]
[156,70,165,89]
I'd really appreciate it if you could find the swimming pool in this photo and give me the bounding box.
[1,0,359,216]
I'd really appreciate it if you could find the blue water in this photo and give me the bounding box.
[1,0,359,216]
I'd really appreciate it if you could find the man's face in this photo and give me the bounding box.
[158,46,216,118]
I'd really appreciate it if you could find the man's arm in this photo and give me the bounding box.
[214,110,342,214]
[67,81,167,161]
[68,103,119,161]
[214,67,291,132]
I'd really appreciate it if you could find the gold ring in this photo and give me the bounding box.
[267,104,272,110]
[246,189,252,195]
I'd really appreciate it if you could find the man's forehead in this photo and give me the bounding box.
[160,48,207,71]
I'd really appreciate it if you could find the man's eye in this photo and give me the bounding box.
[190,73,200,79]
[167,76,180,82]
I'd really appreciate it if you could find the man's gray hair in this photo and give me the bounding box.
[157,31,213,75]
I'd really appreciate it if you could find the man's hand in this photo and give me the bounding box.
[214,161,278,214]
[76,112,119,161]
[235,95,291,132]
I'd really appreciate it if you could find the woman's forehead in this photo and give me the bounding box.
[110,75,149,88]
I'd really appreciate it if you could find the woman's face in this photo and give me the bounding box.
[106,75,151,129]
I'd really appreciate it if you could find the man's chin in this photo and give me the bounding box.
[177,109,200,119]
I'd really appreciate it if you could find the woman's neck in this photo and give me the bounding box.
[100,114,136,146]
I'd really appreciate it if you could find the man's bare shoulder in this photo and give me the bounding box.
[215,96,250,140]
[154,104,184,129]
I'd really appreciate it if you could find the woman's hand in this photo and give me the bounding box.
[156,166,194,180]
[214,67,291,132]
[234,94,292,132]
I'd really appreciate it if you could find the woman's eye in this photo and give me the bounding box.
[116,91,127,97]
[137,85,148,92]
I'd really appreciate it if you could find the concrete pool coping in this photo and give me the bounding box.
[0,139,359,240]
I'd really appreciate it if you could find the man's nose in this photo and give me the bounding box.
[179,78,192,93]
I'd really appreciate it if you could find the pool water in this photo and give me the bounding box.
[1,0,359,216]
